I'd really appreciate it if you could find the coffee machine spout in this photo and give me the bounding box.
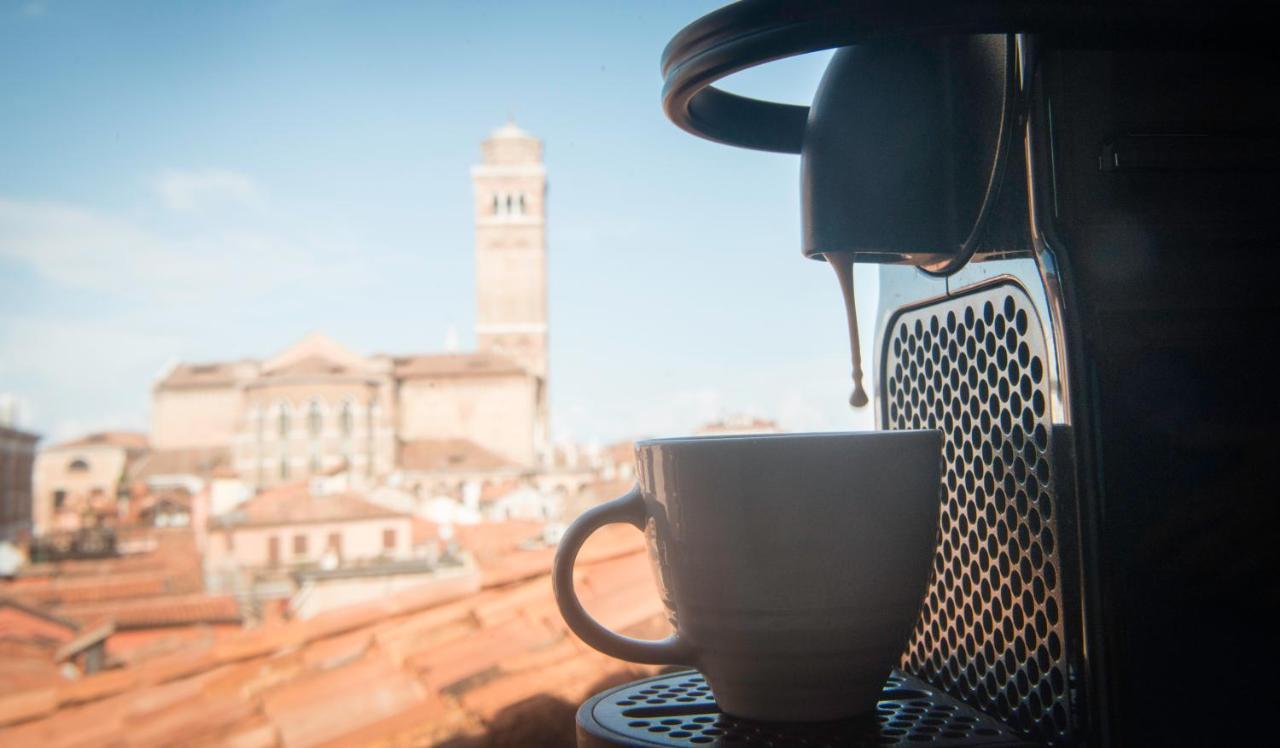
[824,251,868,408]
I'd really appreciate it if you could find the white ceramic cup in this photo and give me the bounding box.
[553,430,942,722]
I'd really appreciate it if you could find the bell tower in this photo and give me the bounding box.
[471,121,549,458]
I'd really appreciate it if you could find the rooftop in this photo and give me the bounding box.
[45,431,149,453]
[128,446,230,481]
[398,438,516,473]
[216,482,406,528]
[392,351,527,379]
[155,360,252,389]
[0,526,663,745]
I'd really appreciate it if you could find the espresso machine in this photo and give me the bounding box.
[573,2,1278,745]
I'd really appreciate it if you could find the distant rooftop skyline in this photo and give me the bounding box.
[0,1,876,444]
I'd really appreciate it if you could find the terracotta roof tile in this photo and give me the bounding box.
[21,573,171,606]
[204,719,278,748]
[0,686,57,728]
[261,654,426,747]
[222,482,405,527]
[157,361,249,389]
[392,352,525,378]
[127,691,257,748]
[416,617,559,693]
[397,438,516,472]
[0,530,665,745]
[293,601,393,645]
[56,667,140,706]
[479,547,555,588]
[580,587,667,637]
[0,596,80,637]
[383,573,482,617]
[0,695,127,747]
[459,651,634,720]
[45,431,149,452]
[470,576,557,628]
[134,647,223,690]
[301,628,370,671]
[129,447,230,480]
[208,654,306,707]
[454,520,544,561]
[410,517,439,545]
[210,625,299,665]
[258,354,355,379]
[372,594,493,666]
[55,593,241,629]
[312,695,448,748]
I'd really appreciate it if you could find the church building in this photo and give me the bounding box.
[146,123,550,493]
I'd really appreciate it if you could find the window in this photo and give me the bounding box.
[382,528,396,551]
[309,452,321,473]
[307,400,323,437]
[68,458,89,472]
[293,534,308,556]
[518,193,527,214]
[327,532,342,559]
[267,536,280,566]
[53,489,67,509]
[339,401,353,436]
[279,456,289,480]
[277,403,291,438]
[491,194,499,214]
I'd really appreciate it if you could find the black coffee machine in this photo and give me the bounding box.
[575,2,1278,745]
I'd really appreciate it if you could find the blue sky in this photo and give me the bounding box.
[0,0,876,444]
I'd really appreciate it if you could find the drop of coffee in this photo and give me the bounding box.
[825,252,869,408]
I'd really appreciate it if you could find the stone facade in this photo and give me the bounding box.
[1,424,39,542]
[472,121,549,458]
[31,432,149,535]
[148,124,550,492]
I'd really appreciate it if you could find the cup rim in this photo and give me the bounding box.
[635,428,941,450]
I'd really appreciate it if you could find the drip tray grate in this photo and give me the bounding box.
[577,669,1038,747]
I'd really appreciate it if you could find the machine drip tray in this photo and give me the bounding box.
[577,669,1040,747]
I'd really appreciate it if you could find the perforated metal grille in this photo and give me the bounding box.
[884,284,1071,743]
[582,670,1030,746]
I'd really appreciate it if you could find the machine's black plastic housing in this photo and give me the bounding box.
[801,35,1012,269]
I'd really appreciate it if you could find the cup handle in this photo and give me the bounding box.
[553,486,695,665]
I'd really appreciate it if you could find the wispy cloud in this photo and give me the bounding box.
[0,175,388,438]
[153,168,264,213]
[0,194,370,303]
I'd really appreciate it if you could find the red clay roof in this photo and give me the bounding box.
[45,431,149,452]
[129,447,230,480]
[156,361,249,388]
[397,438,515,472]
[392,351,526,378]
[0,596,80,634]
[55,594,241,630]
[0,525,661,745]
[225,482,405,527]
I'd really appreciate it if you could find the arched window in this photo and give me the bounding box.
[68,458,89,473]
[307,401,323,438]
[277,403,291,439]
[518,193,527,214]
[339,401,354,437]
[491,194,500,215]
[505,194,514,215]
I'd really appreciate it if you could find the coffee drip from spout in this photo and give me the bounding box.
[824,251,869,408]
